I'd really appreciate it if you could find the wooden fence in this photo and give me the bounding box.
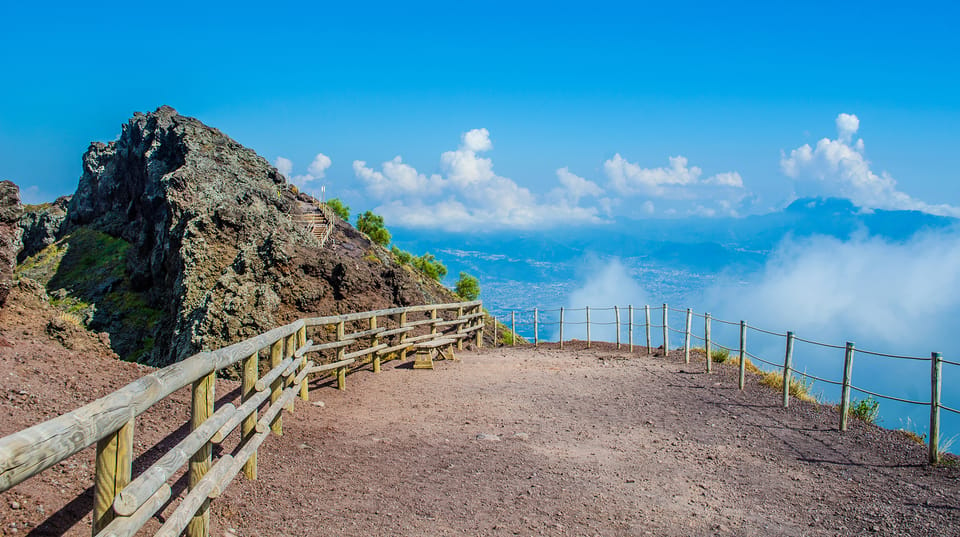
[0,300,483,537]
[496,303,960,465]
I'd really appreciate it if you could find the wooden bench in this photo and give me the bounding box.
[412,338,457,369]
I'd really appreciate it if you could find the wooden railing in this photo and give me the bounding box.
[0,300,483,537]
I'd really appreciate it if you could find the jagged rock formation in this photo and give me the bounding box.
[0,182,22,307]
[19,106,457,366]
[19,195,69,262]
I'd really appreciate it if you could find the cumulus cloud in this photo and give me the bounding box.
[274,153,332,189]
[551,167,604,205]
[780,113,960,217]
[307,153,332,178]
[353,129,609,231]
[602,153,746,216]
[274,157,293,179]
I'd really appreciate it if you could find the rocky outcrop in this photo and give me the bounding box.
[19,196,69,262]
[0,182,22,307]
[42,105,456,366]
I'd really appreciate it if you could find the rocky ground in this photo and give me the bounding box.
[2,327,959,536]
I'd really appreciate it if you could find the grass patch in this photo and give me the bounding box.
[16,227,162,362]
[849,397,880,424]
[711,347,730,363]
[758,370,818,404]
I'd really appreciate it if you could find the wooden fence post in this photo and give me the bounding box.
[284,333,296,411]
[92,418,134,535]
[586,306,591,349]
[297,326,308,401]
[628,305,634,352]
[270,339,283,434]
[738,321,747,390]
[456,307,464,351]
[559,308,564,350]
[782,332,795,408]
[241,351,259,480]
[930,351,942,464]
[399,312,408,360]
[705,313,712,373]
[644,305,651,356]
[534,308,539,347]
[662,303,668,356]
[615,306,621,349]
[511,311,516,347]
[839,342,855,431]
[187,370,215,537]
[371,316,381,373]
[336,321,346,390]
[431,308,438,337]
[684,308,692,364]
[475,305,483,348]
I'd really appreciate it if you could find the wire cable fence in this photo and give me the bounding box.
[492,303,958,464]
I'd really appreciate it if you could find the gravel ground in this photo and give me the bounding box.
[3,337,960,536]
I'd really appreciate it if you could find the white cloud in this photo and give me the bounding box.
[551,167,604,205]
[274,157,293,179]
[307,153,332,178]
[462,128,493,152]
[704,171,744,188]
[274,153,333,190]
[604,154,700,197]
[780,113,960,217]
[353,129,608,231]
[836,113,859,143]
[602,153,747,216]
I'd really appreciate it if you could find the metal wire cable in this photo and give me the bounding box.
[792,335,847,350]
[787,368,843,386]
[712,318,741,326]
[744,349,782,369]
[746,324,787,337]
[711,341,739,353]
[942,404,960,415]
[942,358,960,367]
[849,386,929,406]
[854,348,930,361]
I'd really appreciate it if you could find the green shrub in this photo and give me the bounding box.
[711,347,730,363]
[455,272,480,301]
[326,198,350,221]
[391,246,413,265]
[357,210,391,247]
[850,397,880,424]
[412,252,447,282]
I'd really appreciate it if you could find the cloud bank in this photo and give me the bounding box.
[781,114,960,217]
[353,129,610,231]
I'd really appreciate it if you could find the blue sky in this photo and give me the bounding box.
[2,1,959,229]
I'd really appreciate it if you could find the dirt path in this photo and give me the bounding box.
[204,344,960,537]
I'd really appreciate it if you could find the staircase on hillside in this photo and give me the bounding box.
[297,200,335,247]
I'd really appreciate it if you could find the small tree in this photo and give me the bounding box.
[356,210,391,247]
[455,272,480,301]
[413,252,447,281]
[326,198,350,221]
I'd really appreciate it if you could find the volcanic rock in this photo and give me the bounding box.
[0,181,22,307]
[24,105,458,365]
